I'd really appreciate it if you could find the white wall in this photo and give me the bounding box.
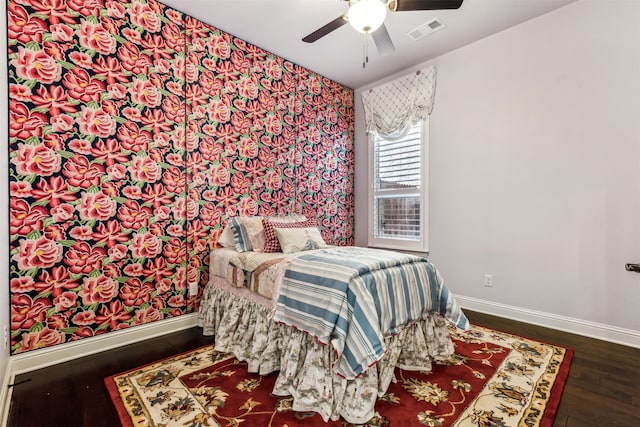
[354,0,640,332]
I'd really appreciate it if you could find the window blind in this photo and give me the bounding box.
[373,123,422,241]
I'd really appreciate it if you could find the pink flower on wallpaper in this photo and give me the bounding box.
[108,244,128,262]
[49,22,74,42]
[153,206,171,222]
[117,200,152,230]
[162,94,184,122]
[14,237,63,270]
[67,0,103,17]
[31,176,76,208]
[9,83,32,102]
[265,114,284,136]
[68,51,92,69]
[236,198,258,217]
[156,278,172,295]
[66,242,105,275]
[10,294,49,330]
[8,3,47,44]
[118,121,151,152]
[105,0,126,19]
[10,199,47,236]
[12,143,61,177]
[128,1,161,33]
[78,191,117,221]
[106,164,127,180]
[50,114,75,132]
[238,75,258,99]
[166,224,183,237]
[131,232,163,259]
[121,278,153,307]
[46,313,69,332]
[168,294,185,308]
[238,136,258,158]
[129,155,161,183]
[162,237,185,265]
[208,34,231,59]
[186,198,199,221]
[77,106,116,138]
[79,274,119,306]
[10,181,32,198]
[265,57,283,80]
[185,60,199,83]
[54,291,77,312]
[265,170,283,191]
[134,306,163,325]
[172,197,187,220]
[18,327,65,352]
[10,277,35,293]
[130,77,162,108]
[9,102,48,140]
[208,163,230,187]
[207,98,231,123]
[161,166,185,194]
[107,83,127,100]
[72,310,96,326]
[11,47,61,84]
[68,138,92,155]
[154,58,170,74]
[69,225,93,241]
[63,68,105,103]
[51,203,74,223]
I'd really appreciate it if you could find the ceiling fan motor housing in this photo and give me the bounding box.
[347,0,388,34]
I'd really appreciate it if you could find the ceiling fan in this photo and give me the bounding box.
[302,0,464,56]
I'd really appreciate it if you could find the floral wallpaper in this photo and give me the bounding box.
[7,0,354,355]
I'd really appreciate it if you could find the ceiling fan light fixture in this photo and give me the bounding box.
[347,0,387,34]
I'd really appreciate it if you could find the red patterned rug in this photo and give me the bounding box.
[105,325,572,426]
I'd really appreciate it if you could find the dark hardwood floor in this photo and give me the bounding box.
[6,310,640,426]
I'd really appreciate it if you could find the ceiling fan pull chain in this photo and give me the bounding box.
[363,33,369,69]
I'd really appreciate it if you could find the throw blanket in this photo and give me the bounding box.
[273,247,469,380]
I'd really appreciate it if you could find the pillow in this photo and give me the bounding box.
[227,215,307,252]
[275,226,327,254]
[262,218,318,253]
[217,224,236,248]
[230,217,253,252]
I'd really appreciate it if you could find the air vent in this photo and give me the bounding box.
[407,18,445,41]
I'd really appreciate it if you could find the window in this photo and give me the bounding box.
[368,119,428,252]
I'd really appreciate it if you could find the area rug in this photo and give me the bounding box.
[105,325,572,426]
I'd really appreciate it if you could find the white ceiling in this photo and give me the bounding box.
[160,0,578,89]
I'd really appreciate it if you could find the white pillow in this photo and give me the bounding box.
[274,227,327,254]
[217,224,235,248]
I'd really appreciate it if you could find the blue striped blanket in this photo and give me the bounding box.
[273,247,469,380]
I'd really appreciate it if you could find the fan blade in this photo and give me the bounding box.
[302,15,349,43]
[372,24,395,56]
[390,0,463,12]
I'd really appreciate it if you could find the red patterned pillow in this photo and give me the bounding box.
[262,218,318,253]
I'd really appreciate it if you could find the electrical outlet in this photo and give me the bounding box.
[483,274,494,288]
[3,325,8,350]
[189,282,198,297]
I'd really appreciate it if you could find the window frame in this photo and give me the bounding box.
[367,118,429,253]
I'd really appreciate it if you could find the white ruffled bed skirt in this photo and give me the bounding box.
[196,278,456,424]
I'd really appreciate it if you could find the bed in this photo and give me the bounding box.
[196,216,469,424]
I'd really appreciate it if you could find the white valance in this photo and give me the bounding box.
[362,66,436,139]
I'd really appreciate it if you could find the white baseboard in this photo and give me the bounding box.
[9,313,199,376]
[457,295,640,349]
[1,360,14,427]
[1,313,199,426]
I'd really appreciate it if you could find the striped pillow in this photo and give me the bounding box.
[262,218,318,253]
[230,217,253,252]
